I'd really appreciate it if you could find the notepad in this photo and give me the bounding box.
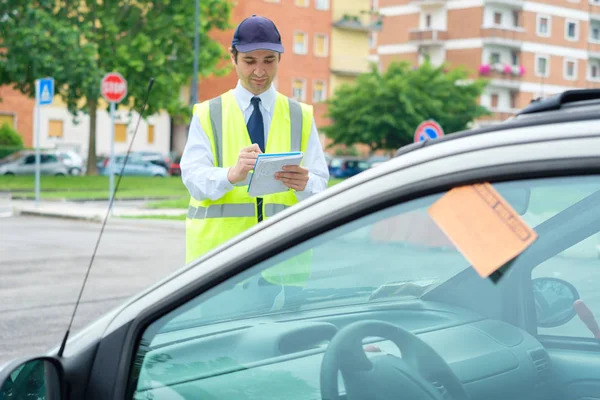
[247,152,304,197]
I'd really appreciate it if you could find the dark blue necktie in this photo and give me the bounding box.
[246,96,265,222]
[247,96,265,152]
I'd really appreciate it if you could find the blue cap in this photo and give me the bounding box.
[232,15,285,54]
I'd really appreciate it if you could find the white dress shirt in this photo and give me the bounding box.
[180,80,330,202]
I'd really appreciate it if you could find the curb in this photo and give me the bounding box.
[16,209,103,222]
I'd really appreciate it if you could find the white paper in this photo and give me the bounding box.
[247,152,304,197]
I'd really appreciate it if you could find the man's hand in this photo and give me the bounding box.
[275,165,309,191]
[227,144,262,184]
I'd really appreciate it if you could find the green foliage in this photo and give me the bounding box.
[0,123,24,159]
[0,0,233,173]
[323,60,491,152]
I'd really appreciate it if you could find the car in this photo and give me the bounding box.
[328,156,371,178]
[3,89,600,400]
[0,150,70,176]
[168,153,182,176]
[56,150,86,176]
[134,151,171,171]
[98,154,168,177]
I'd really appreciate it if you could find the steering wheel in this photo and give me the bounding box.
[320,320,470,400]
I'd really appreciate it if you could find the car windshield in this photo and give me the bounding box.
[160,176,600,331]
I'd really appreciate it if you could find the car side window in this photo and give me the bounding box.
[23,155,35,165]
[528,181,600,339]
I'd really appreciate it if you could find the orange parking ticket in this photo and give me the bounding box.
[427,183,538,278]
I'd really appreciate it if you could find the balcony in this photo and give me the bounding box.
[409,29,448,46]
[481,27,524,48]
[478,110,518,123]
[333,14,383,32]
[412,0,447,7]
[484,0,524,9]
[479,63,525,79]
[330,55,373,77]
[589,40,600,54]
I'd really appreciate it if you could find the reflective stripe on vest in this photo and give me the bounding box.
[208,96,304,168]
[187,203,289,219]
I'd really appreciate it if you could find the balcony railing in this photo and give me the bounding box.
[409,29,448,43]
[333,14,383,32]
[481,27,525,47]
[413,0,447,6]
[479,63,525,79]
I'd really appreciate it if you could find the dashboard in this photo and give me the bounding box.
[133,300,556,400]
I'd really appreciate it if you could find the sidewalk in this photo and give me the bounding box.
[8,199,187,222]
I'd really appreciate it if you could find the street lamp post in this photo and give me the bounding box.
[190,0,200,106]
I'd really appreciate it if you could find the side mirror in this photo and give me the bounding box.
[0,357,64,400]
[533,277,580,328]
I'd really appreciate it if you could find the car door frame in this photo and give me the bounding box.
[55,132,600,399]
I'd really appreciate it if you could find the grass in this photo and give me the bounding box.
[120,214,187,220]
[0,174,346,205]
[0,175,189,200]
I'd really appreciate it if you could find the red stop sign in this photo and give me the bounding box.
[101,72,128,103]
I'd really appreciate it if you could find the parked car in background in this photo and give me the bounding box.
[0,150,70,176]
[98,153,168,177]
[134,151,170,171]
[56,150,86,175]
[368,155,392,168]
[328,156,371,179]
[168,153,182,176]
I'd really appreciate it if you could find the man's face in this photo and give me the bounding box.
[231,49,280,95]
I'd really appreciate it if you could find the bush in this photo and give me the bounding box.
[0,123,24,160]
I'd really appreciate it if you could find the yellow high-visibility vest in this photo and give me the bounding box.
[185,89,313,286]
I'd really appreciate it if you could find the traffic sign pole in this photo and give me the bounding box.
[100,72,127,213]
[34,77,54,207]
[34,80,41,207]
[109,101,116,205]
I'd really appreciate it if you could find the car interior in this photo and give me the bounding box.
[123,175,600,400]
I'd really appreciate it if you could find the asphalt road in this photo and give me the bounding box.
[0,215,185,365]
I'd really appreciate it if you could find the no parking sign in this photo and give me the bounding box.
[414,120,445,143]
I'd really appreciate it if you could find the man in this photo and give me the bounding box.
[180,15,329,272]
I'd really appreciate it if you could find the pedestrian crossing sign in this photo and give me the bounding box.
[37,78,54,106]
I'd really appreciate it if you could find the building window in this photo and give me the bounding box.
[369,32,377,49]
[48,120,63,138]
[490,52,501,64]
[564,59,577,80]
[536,55,550,77]
[292,79,306,101]
[148,124,155,144]
[295,0,309,7]
[512,10,520,27]
[494,12,502,25]
[590,63,599,79]
[537,15,551,37]
[315,0,329,10]
[510,91,518,109]
[314,34,328,57]
[313,80,327,103]
[592,27,600,41]
[293,32,307,54]
[491,93,499,108]
[425,14,432,28]
[115,123,127,143]
[0,114,15,129]
[511,51,519,66]
[565,20,579,41]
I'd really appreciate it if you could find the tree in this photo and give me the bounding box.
[322,60,491,153]
[0,123,24,159]
[0,0,232,174]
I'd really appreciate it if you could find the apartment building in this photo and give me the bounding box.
[373,0,600,125]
